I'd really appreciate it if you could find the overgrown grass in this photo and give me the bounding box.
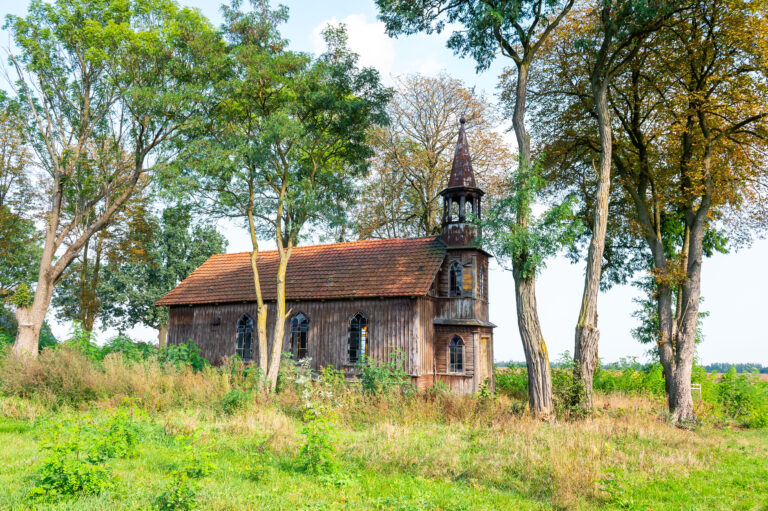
[0,345,766,510]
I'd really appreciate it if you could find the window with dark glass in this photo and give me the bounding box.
[290,313,309,360]
[348,312,368,363]
[236,315,254,362]
[450,261,463,297]
[449,335,464,373]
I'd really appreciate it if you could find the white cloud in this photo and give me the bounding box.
[312,14,396,75]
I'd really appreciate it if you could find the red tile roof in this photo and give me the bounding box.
[156,237,446,306]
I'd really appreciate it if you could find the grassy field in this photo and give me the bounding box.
[0,348,767,510]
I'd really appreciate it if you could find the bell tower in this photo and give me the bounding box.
[440,116,484,247]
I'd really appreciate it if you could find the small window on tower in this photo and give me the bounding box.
[451,201,460,223]
[450,261,462,297]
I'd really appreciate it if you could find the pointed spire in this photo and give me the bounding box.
[447,116,477,189]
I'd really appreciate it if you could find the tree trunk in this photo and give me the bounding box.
[12,276,55,356]
[514,273,553,417]
[574,79,613,409]
[157,323,168,349]
[510,61,554,418]
[266,247,292,390]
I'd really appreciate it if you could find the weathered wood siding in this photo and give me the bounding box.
[432,249,489,320]
[168,298,422,375]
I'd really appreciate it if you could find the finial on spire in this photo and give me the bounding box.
[459,116,466,125]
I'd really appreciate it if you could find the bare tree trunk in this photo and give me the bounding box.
[266,248,292,390]
[574,78,613,409]
[247,203,268,376]
[12,276,55,356]
[510,61,554,418]
[157,324,168,349]
[515,273,553,416]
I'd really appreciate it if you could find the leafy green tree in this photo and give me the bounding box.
[4,0,221,355]
[180,0,391,389]
[99,204,227,346]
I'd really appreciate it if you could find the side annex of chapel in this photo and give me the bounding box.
[157,118,495,394]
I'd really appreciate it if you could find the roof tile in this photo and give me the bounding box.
[156,236,446,306]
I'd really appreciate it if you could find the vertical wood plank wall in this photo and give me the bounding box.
[168,298,420,374]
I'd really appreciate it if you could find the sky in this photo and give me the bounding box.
[1,0,766,365]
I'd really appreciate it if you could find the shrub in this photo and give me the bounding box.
[357,351,413,395]
[154,471,197,511]
[495,366,528,399]
[298,409,339,475]
[90,403,145,460]
[165,343,208,371]
[103,335,157,363]
[221,389,251,415]
[26,435,114,502]
[716,367,768,428]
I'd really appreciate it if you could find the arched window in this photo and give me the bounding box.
[348,312,368,363]
[236,315,254,362]
[451,201,460,223]
[449,335,464,373]
[450,261,463,297]
[290,313,309,360]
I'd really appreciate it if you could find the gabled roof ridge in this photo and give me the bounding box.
[216,235,441,257]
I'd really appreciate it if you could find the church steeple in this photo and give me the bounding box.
[440,117,484,247]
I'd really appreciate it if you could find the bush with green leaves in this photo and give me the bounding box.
[26,436,113,502]
[357,350,413,395]
[495,366,528,399]
[165,342,208,371]
[298,409,339,475]
[154,471,198,511]
[102,335,158,362]
[220,389,251,415]
[716,367,768,428]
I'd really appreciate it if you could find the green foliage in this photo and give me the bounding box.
[98,204,227,333]
[495,367,529,400]
[24,404,142,502]
[7,282,33,308]
[154,471,198,511]
[25,439,114,502]
[103,335,157,363]
[593,359,667,396]
[716,367,768,429]
[479,165,584,278]
[220,389,251,415]
[298,409,339,476]
[357,351,413,395]
[164,343,208,371]
[477,378,494,400]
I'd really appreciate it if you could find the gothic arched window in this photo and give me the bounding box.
[348,312,368,363]
[450,261,463,297]
[236,314,254,362]
[449,335,464,373]
[290,313,309,360]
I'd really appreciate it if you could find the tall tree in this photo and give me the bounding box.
[353,73,510,240]
[98,203,227,346]
[376,0,575,416]
[532,0,768,420]
[540,0,671,409]
[4,0,220,356]
[183,0,391,389]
